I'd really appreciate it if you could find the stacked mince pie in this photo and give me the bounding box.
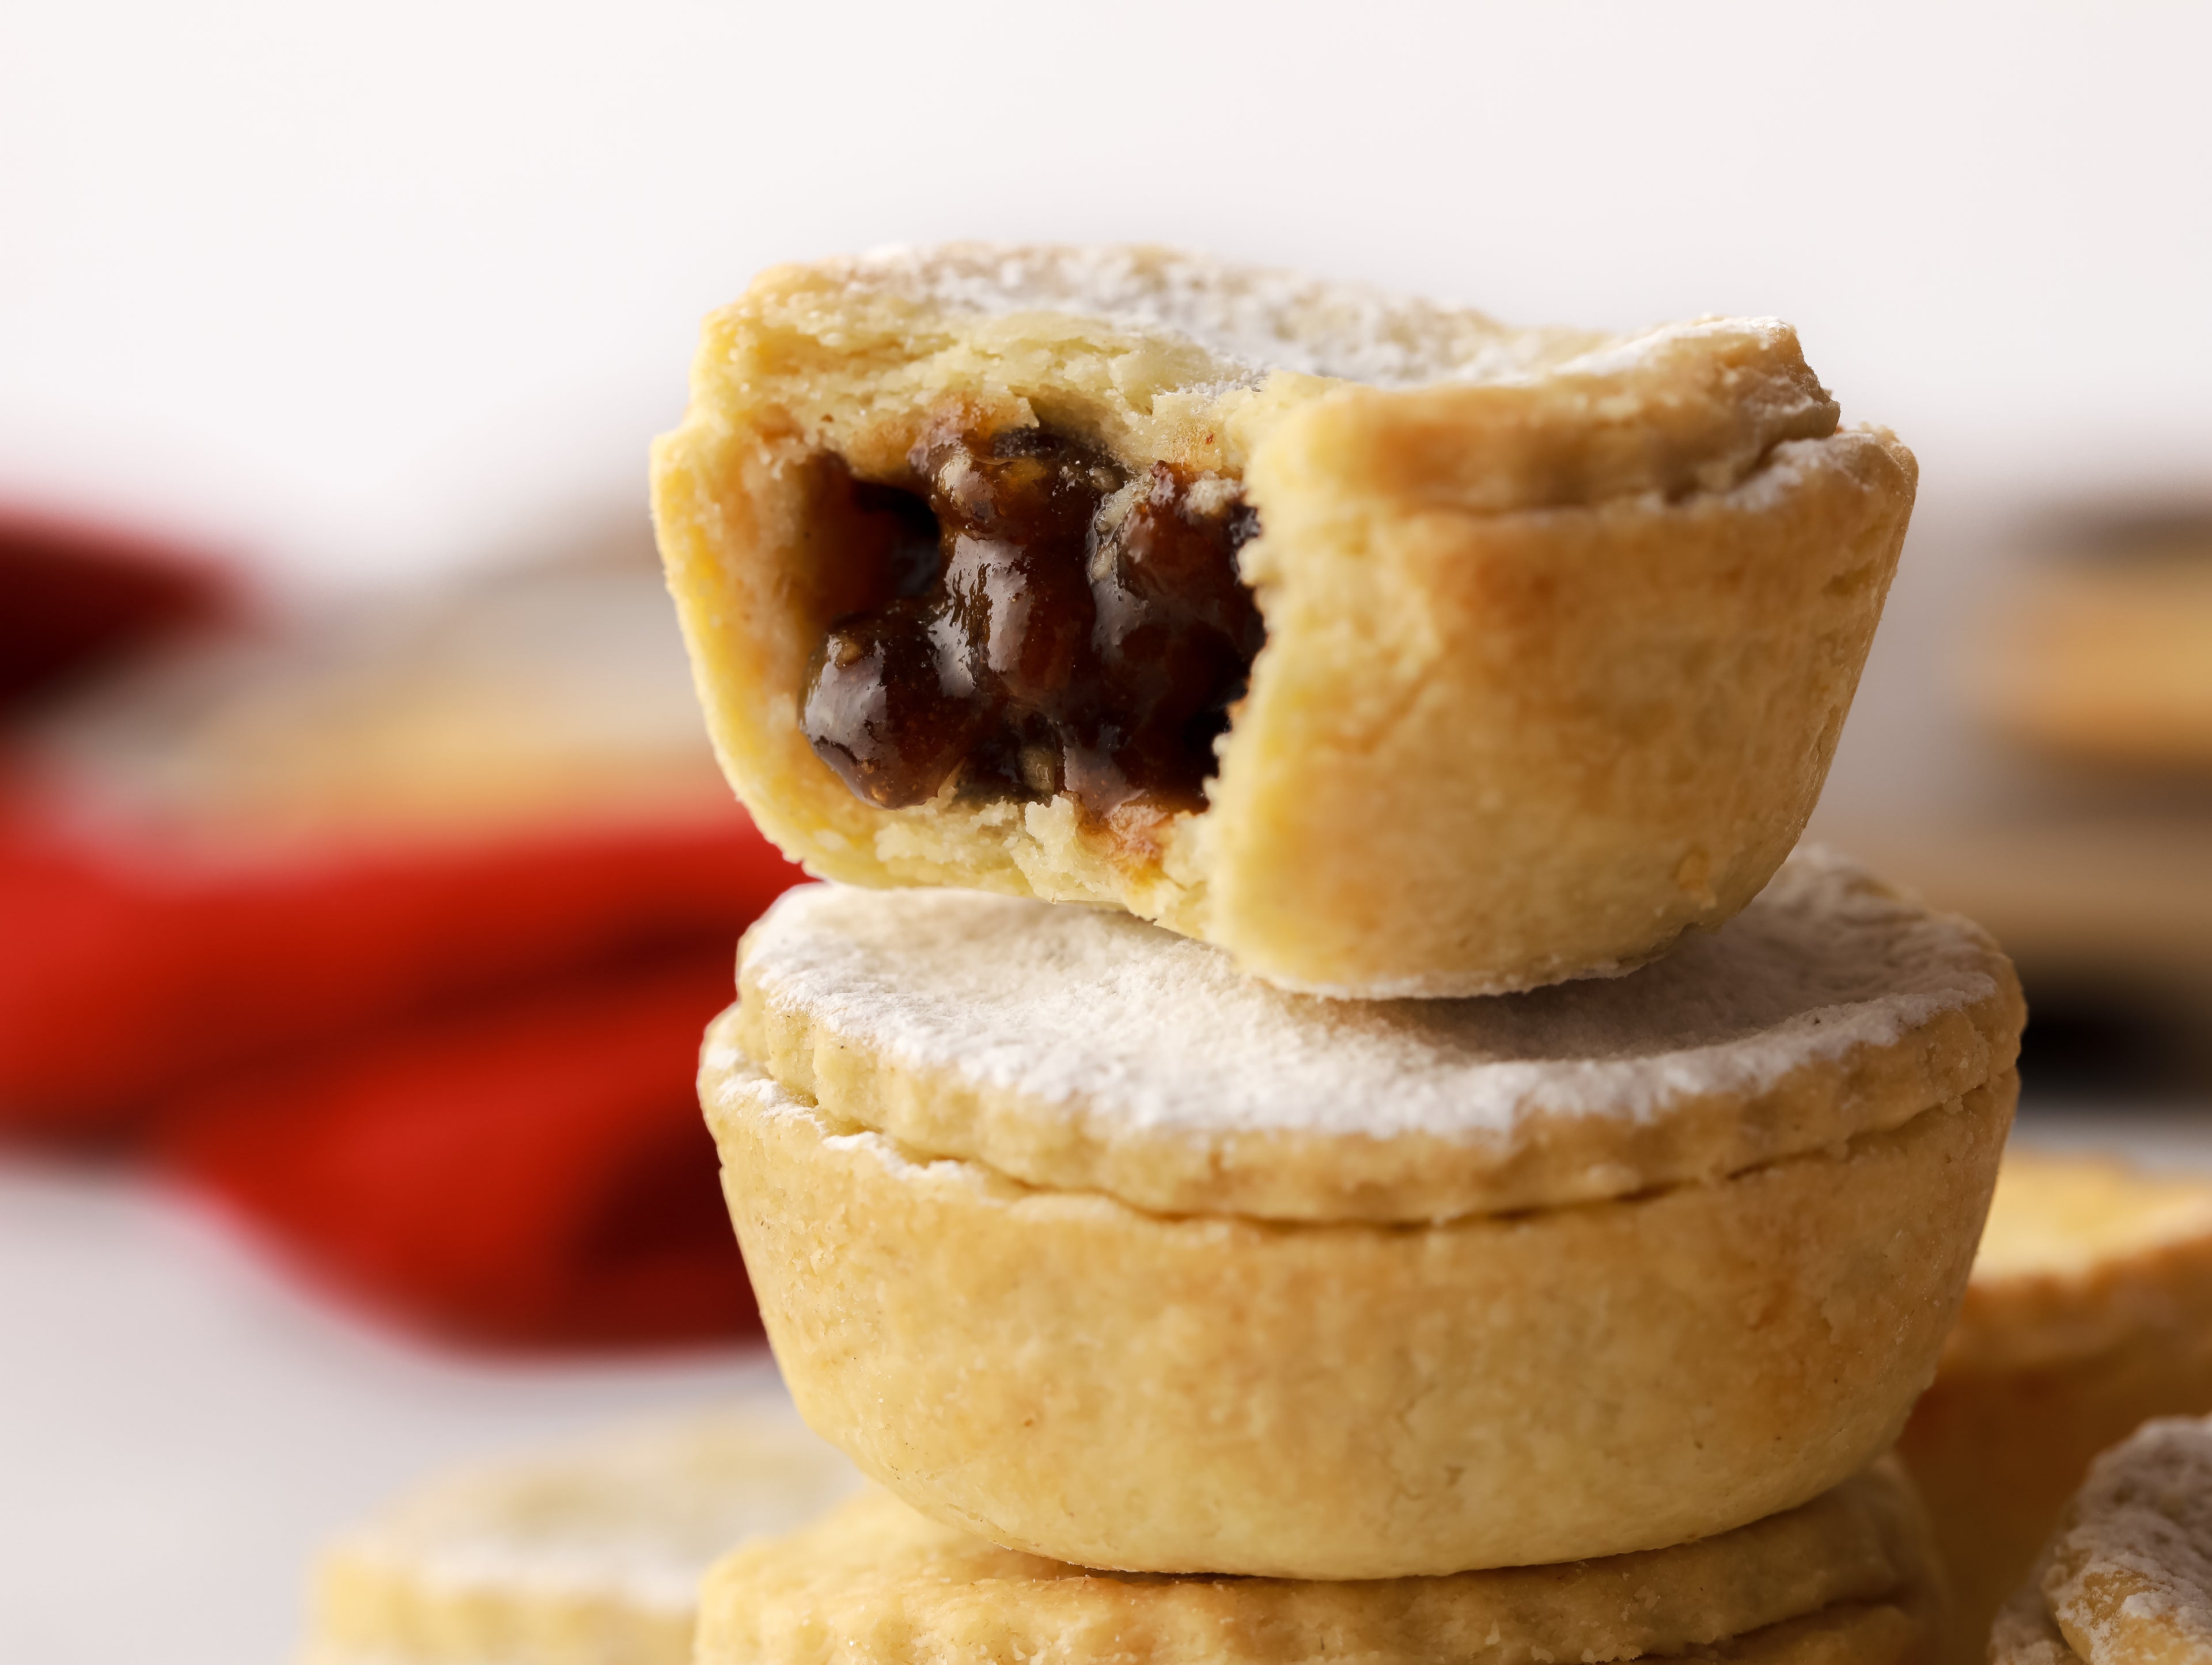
[652,245,2027,1664]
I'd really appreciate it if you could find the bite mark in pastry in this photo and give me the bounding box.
[703,849,2021,1578]
[696,1463,1948,1665]
[652,245,1918,997]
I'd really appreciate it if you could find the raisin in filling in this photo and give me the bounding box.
[802,426,1263,819]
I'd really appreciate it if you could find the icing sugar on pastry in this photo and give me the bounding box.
[302,1400,863,1665]
[738,845,2005,1141]
[729,845,2022,1223]
[837,241,1610,387]
[2041,1417,2212,1665]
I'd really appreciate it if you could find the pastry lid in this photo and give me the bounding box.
[725,845,2021,1222]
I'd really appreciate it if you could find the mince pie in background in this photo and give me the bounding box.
[1990,1415,2212,1665]
[1898,1151,2212,1663]
[300,1399,861,1665]
[652,244,1917,997]
[1970,509,2212,774]
[697,1461,1945,1665]
[702,847,2020,1579]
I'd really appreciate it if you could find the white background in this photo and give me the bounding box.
[5,5,2212,1661]
[6,2,2210,591]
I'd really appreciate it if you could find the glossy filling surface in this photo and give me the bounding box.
[802,426,1262,819]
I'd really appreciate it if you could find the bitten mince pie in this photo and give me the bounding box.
[701,848,2021,1579]
[652,245,1918,997]
[696,1463,1946,1665]
[1899,1152,2212,1664]
[1991,1416,2212,1665]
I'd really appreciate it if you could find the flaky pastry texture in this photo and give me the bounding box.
[696,1463,1944,1665]
[653,244,1916,996]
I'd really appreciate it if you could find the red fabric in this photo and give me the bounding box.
[0,508,235,710]
[0,508,803,1348]
[161,945,762,1348]
[0,790,805,1135]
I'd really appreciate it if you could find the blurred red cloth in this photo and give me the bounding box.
[0,789,801,1136]
[161,945,760,1348]
[0,508,234,711]
[0,509,808,1348]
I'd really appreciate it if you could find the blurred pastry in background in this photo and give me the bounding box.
[1989,1414,2212,1665]
[0,515,808,1346]
[303,1397,862,1665]
[1899,1148,2212,1662]
[1822,499,2212,1098]
[1,547,802,1137]
[1970,509,2212,773]
[697,1461,1944,1665]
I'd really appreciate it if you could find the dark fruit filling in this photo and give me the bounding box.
[802,426,1264,818]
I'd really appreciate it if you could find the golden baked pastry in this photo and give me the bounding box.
[653,244,1916,997]
[1990,1416,2212,1665]
[27,556,733,852]
[697,1462,1945,1665]
[300,1399,862,1665]
[704,848,2021,1577]
[1970,532,2212,774]
[1897,1151,2212,1663]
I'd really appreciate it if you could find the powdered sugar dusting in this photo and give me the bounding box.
[740,848,2002,1141]
[2043,1416,2212,1664]
[324,1402,862,1617]
[842,243,1612,388]
[1993,1578,2080,1665]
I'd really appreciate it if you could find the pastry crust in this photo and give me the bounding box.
[732,847,2021,1224]
[301,1400,862,1665]
[1898,1153,2212,1663]
[653,244,1916,996]
[697,1464,1944,1665]
[705,1027,2012,1578]
[1990,1417,2212,1665]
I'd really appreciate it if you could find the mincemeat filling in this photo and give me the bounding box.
[802,426,1263,819]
